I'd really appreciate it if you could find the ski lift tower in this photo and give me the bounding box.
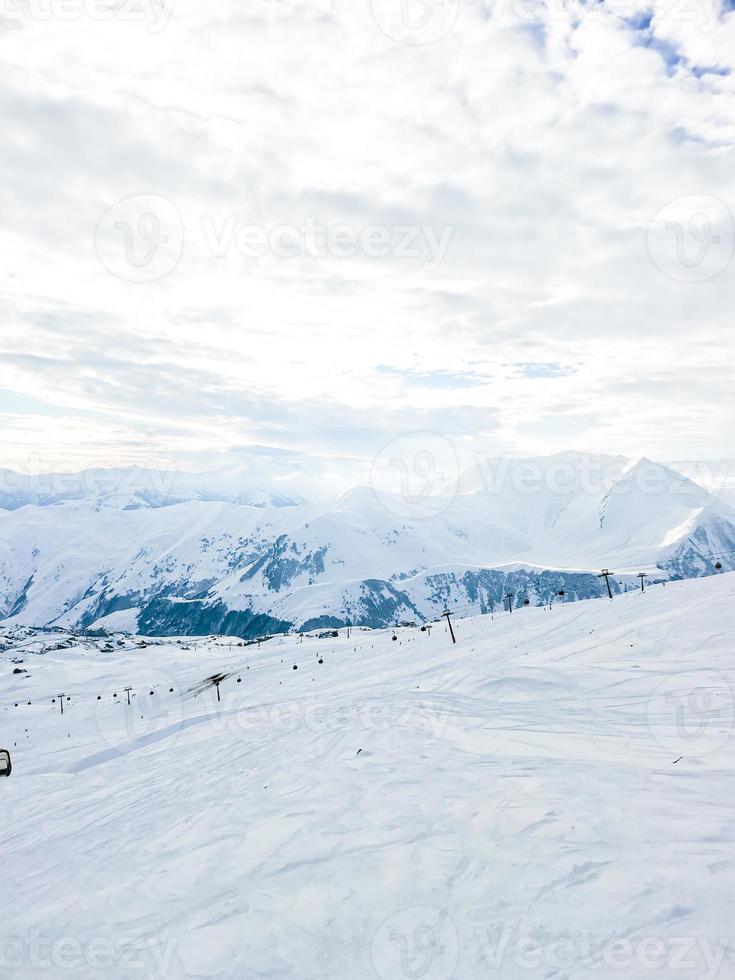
[442,609,456,644]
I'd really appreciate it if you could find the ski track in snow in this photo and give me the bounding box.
[1,575,734,979]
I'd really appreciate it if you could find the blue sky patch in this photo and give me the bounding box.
[0,390,65,417]
[375,366,487,389]
[626,11,653,30]
[626,15,688,75]
[691,65,731,78]
[513,363,577,379]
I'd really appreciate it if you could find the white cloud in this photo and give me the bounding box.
[0,0,733,473]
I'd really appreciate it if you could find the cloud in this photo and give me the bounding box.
[0,0,733,473]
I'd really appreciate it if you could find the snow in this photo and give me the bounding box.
[85,609,141,634]
[3,453,735,634]
[1,574,734,978]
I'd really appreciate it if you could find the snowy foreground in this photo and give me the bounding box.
[1,576,734,979]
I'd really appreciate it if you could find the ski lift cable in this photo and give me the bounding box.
[3,628,326,706]
[4,549,734,708]
[604,546,735,575]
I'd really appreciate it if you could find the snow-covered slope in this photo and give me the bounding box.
[2,454,735,636]
[671,458,735,511]
[1,574,733,979]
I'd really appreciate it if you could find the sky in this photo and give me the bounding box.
[1,0,734,484]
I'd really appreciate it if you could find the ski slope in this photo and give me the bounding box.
[1,575,734,979]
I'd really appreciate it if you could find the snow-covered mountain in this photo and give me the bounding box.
[0,465,302,511]
[1,453,734,636]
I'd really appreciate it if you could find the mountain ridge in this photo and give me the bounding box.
[2,452,734,636]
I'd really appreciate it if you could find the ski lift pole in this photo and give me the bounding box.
[442,609,456,644]
[599,569,614,600]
